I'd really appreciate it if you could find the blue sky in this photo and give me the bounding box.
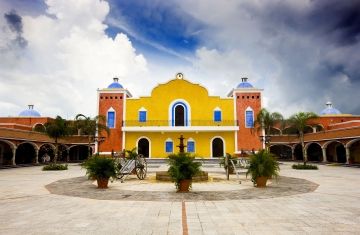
[0,0,359,118]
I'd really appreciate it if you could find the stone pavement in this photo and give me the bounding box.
[0,162,360,234]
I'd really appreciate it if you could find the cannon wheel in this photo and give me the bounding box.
[135,155,147,180]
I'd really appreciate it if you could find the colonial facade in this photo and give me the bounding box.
[97,73,262,158]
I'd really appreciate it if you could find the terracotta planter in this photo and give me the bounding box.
[178,179,191,192]
[97,178,109,189]
[256,176,268,187]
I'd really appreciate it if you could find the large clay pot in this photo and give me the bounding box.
[97,178,109,189]
[256,176,268,187]
[178,179,191,192]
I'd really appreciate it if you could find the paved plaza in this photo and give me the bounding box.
[0,163,360,234]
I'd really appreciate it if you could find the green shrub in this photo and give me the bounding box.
[82,156,117,180]
[292,164,318,170]
[167,152,202,189]
[42,164,68,171]
[246,150,280,183]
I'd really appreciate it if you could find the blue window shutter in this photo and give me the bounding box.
[165,141,173,153]
[187,141,195,152]
[139,111,147,122]
[245,110,254,127]
[214,111,222,122]
[107,111,115,128]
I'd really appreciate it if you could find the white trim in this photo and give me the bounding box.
[322,140,344,148]
[329,120,360,126]
[245,106,254,128]
[122,92,126,149]
[164,138,174,153]
[233,93,238,152]
[106,107,116,129]
[32,123,45,129]
[210,136,226,158]
[0,139,16,149]
[136,136,151,158]
[38,143,56,150]
[18,141,39,151]
[168,99,192,126]
[227,88,264,97]
[345,138,360,148]
[97,89,132,97]
[122,126,239,132]
[187,138,195,153]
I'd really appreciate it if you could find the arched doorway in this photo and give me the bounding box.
[0,140,14,165]
[269,145,292,159]
[174,104,185,126]
[349,139,360,164]
[16,142,37,164]
[326,141,346,163]
[57,145,69,162]
[137,138,150,158]
[307,143,323,162]
[69,145,89,162]
[294,144,303,160]
[212,137,224,157]
[39,144,55,163]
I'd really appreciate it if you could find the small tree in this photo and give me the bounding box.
[287,112,318,165]
[44,116,70,163]
[75,114,110,157]
[254,108,284,150]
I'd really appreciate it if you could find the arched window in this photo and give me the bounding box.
[169,100,191,126]
[213,107,222,122]
[187,138,195,153]
[107,107,115,128]
[245,107,254,128]
[165,138,173,153]
[138,107,147,122]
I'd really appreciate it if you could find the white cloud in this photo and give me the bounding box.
[0,0,148,118]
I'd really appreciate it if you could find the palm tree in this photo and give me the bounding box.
[75,114,110,157]
[287,112,318,165]
[254,108,284,150]
[44,116,70,163]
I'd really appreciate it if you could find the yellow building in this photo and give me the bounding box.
[97,73,262,158]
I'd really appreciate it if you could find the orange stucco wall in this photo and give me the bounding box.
[235,92,262,151]
[98,92,124,152]
[0,117,52,130]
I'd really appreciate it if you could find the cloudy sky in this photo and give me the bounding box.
[0,0,359,118]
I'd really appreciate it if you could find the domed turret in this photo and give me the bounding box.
[320,102,341,115]
[107,77,123,89]
[237,77,253,88]
[18,105,41,117]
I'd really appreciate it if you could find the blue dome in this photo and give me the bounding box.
[320,102,341,115]
[237,77,253,88]
[19,105,41,117]
[107,77,123,88]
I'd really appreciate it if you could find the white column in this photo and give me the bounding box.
[291,147,295,161]
[35,149,39,164]
[11,147,16,165]
[346,147,350,164]
[322,147,327,163]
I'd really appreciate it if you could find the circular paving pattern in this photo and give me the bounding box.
[45,176,318,201]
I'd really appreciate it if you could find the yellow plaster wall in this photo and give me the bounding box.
[125,79,234,124]
[125,131,235,158]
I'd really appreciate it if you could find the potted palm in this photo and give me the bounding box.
[82,155,117,189]
[246,150,280,187]
[167,152,202,192]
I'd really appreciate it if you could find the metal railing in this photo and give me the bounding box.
[123,120,238,127]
